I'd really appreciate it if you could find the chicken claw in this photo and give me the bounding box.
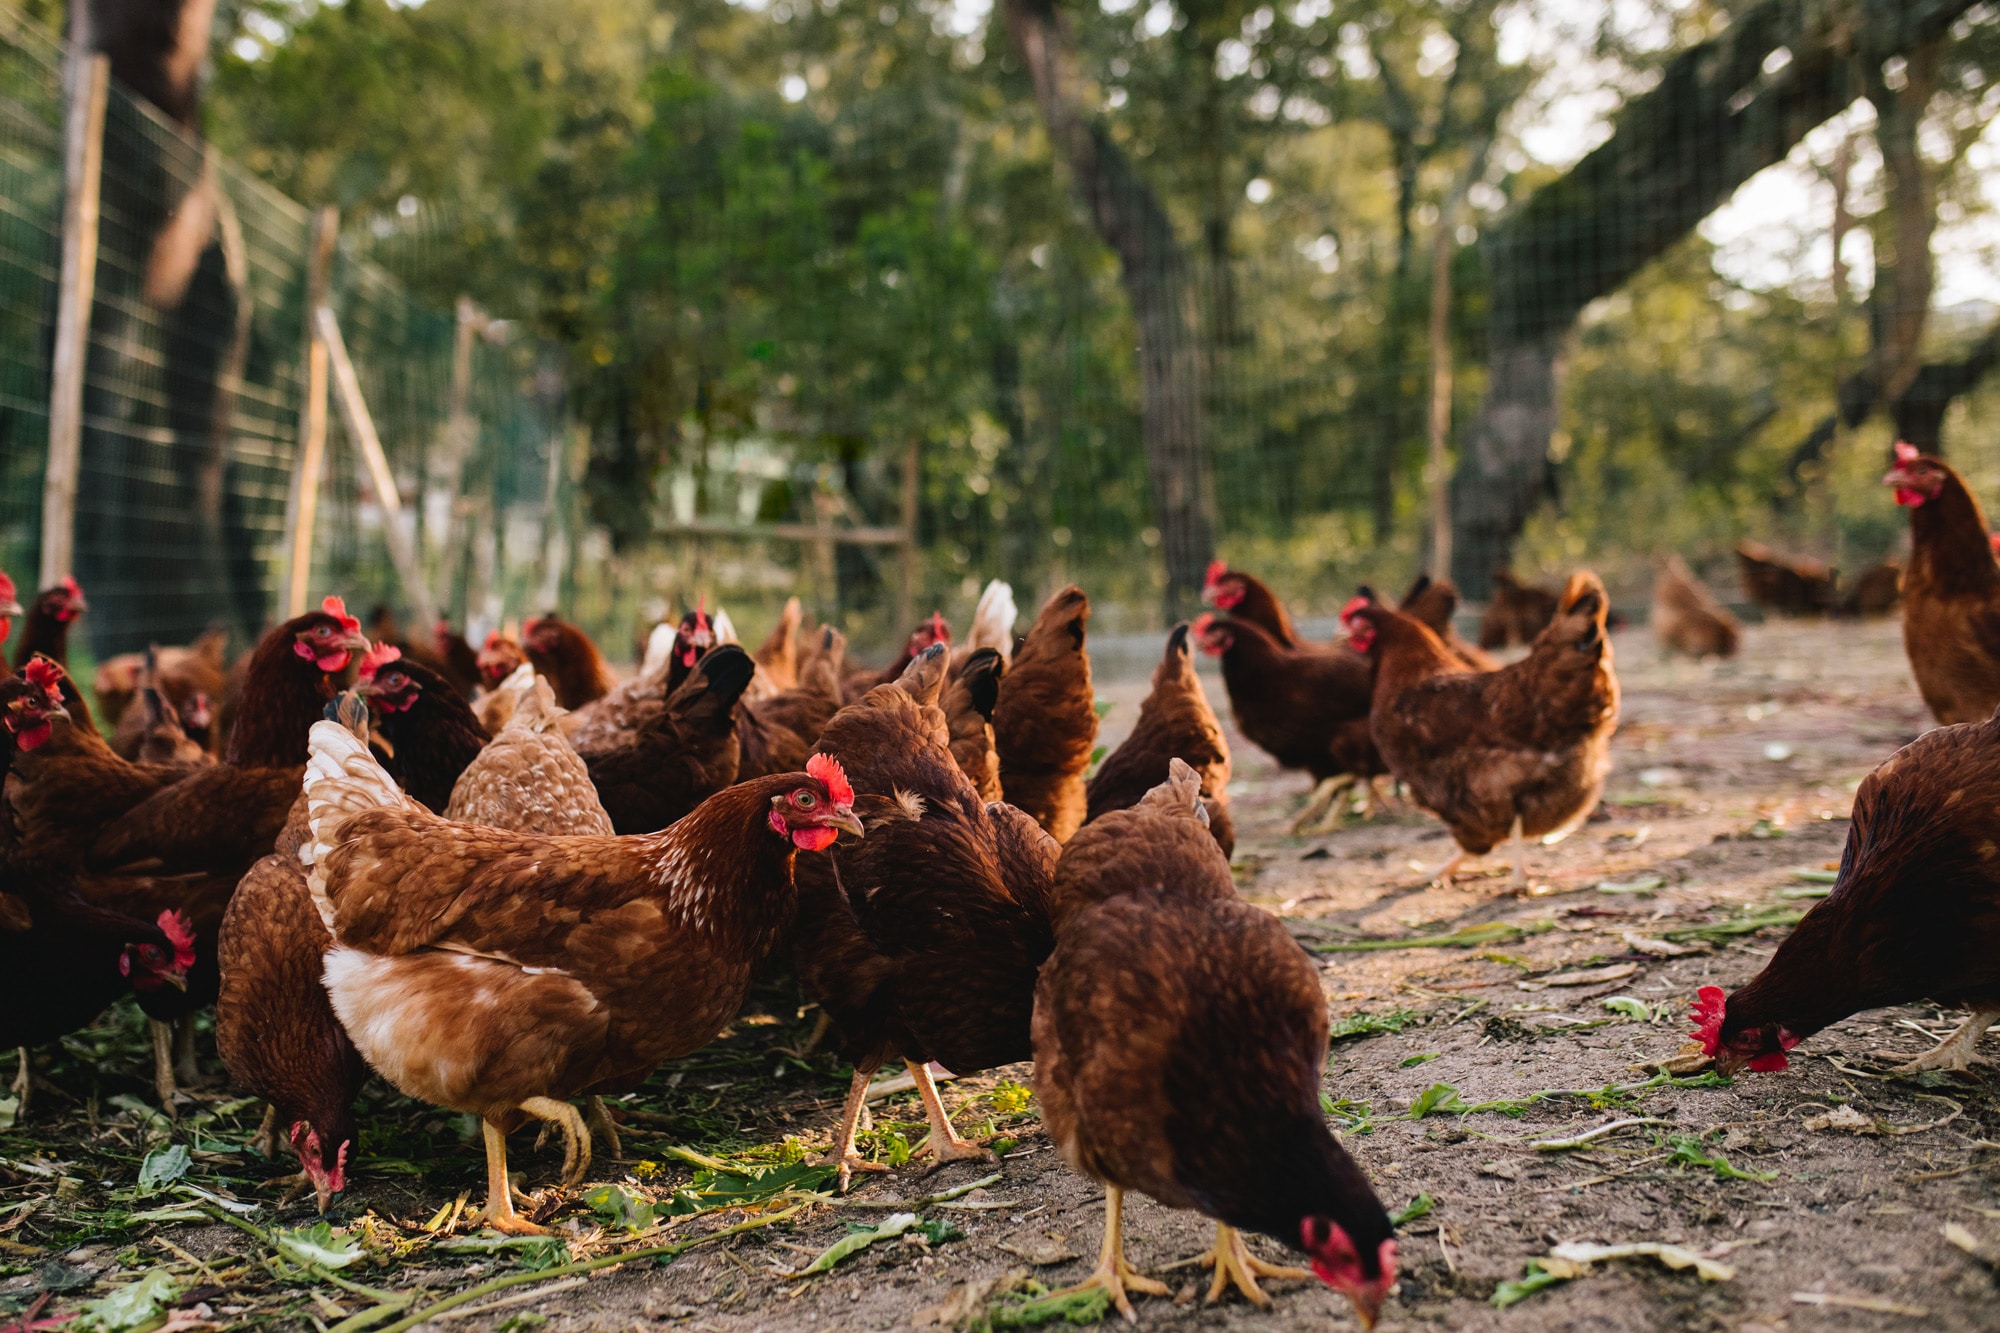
[11,1047,29,1122]
[1893,1005,2000,1075]
[519,1096,591,1187]
[909,1060,994,1166]
[1289,776,1354,836]
[585,1096,623,1162]
[1198,1221,1309,1307]
[1057,1187,1168,1322]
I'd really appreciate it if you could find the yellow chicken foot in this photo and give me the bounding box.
[777,1010,833,1059]
[1289,776,1353,836]
[1057,1187,1168,1322]
[519,1096,591,1188]
[1413,849,1469,886]
[11,1047,29,1121]
[1199,1221,1311,1307]
[585,1096,623,1162]
[819,1068,892,1190]
[909,1060,993,1166]
[1509,814,1528,890]
[478,1120,549,1235]
[149,1020,179,1115]
[1895,1005,2000,1074]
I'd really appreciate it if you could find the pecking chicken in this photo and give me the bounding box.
[1085,624,1233,855]
[1734,539,1836,617]
[215,694,372,1213]
[355,644,488,813]
[1033,760,1396,1322]
[12,576,86,669]
[1883,442,2000,725]
[301,721,862,1232]
[1692,710,2000,1076]
[1652,554,1740,659]
[1193,611,1382,834]
[522,614,614,710]
[1478,569,1560,650]
[794,644,1057,1187]
[993,586,1096,843]
[578,645,754,834]
[1344,572,1619,888]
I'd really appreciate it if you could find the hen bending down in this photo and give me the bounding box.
[302,723,860,1232]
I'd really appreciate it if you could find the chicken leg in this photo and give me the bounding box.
[478,1120,547,1235]
[150,1019,178,1113]
[1411,848,1469,886]
[1895,1005,2000,1074]
[909,1060,993,1166]
[1198,1221,1310,1307]
[173,1016,200,1088]
[819,1068,892,1190]
[1509,814,1528,890]
[11,1047,29,1121]
[1290,776,1354,836]
[1054,1187,1168,1322]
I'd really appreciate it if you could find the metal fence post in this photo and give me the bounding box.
[40,50,109,590]
[281,206,338,618]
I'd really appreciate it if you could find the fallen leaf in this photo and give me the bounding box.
[1478,1161,1521,1181]
[1791,1292,1929,1317]
[1620,932,1701,958]
[1802,1105,1876,1135]
[1547,1241,1734,1282]
[1520,963,1641,991]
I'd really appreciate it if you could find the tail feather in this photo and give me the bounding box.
[966,580,1018,664]
[639,622,677,679]
[301,720,414,926]
[712,606,741,646]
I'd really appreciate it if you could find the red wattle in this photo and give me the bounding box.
[1894,487,1926,508]
[792,825,837,851]
[317,650,353,672]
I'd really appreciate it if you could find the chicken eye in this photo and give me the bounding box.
[796,791,816,808]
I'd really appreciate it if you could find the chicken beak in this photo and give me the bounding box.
[0,599,21,618]
[162,971,189,992]
[827,807,866,839]
[44,701,69,722]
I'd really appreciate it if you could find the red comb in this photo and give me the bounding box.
[358,642,402,680]
[1339,595,1372,623]
[929,611,949,639]
[1893,439,1918,464]
[1989,532,1999,556]
[1690,985,1727,1057]
[0,571,14,601]
[1192,612,1215,636]
[806,752,854,807]
[1204,559,1228,589]
[319,595,361,635]
[157,909,197,971]
[21,657,61,692]
[59,575,82,597]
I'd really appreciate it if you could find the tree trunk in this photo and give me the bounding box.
[1001,0,1215,620]
[1450,0,1977,593]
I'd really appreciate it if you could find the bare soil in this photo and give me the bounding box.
[5,618,1999,1332]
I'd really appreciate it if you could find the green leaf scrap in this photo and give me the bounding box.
[1331,1009,1419,1041]
[788,1212,918,1276]
[1491,1260,1568,1308]
[135,1145,191,1197]
[275,1221,365,1270]
[77,1271,179,1331]
[583,1184,653,1233]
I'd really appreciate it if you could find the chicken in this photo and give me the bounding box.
[1033,760,1397,1322]
[432,620,484,698]
[215,694,372,1213]
[11,601,370,1102]
[752,596,804,694]
[943,646,1006,802]
[736,646,845,782]
[1202,562,1300,647]
[355,644,489,813]
[11,576,85,669]
[1692,711,2000,1077]
[1397,574,1499,670]
[301,723,862,1232]
[994,586,1096,843]
[1651,554,1740,659]
[132,677,210,766]
[1085,625,1232,855]
[447,675,612,837]
[0,571,21,649]
[565,604,713,753]
[1838,560,1902,618]
[578,645,754,834]
[101,628,228,758]
[1193,612,1381,834]
[1344,571,1620,888]
[844,611,950,702]
[963,579,1019,666]
[1882,442,2000,725]
[1477,569,1560,650]
[794,644,1057,1187]
[522,614,615,710]
[1735,539,1836,617]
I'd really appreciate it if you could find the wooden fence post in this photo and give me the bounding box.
[40,50,109,590]
[280,206,338,618]
[316,304,439,628]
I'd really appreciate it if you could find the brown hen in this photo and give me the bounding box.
[1085,624,1233,854]
[994,586,1096,843]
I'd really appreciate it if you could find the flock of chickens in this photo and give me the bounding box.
[1,441,1998,1326]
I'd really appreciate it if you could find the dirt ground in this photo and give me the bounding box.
[5,616,2000,1332]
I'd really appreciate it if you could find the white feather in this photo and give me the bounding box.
[711,606,740,645]
[638,622,677,679]
[966,579,1018,664]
